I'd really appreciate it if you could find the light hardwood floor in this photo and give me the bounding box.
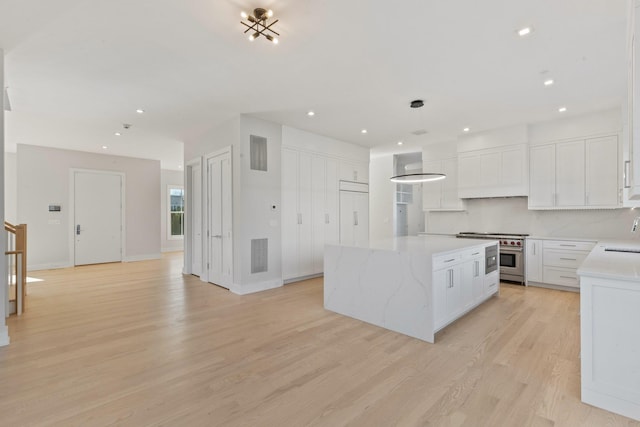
[1,252,638,427]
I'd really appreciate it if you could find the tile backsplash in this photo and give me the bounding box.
[426,197,640,240]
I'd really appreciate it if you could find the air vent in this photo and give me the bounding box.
[251,238,268,273]
[411,129,428,136]
[250,135,268,171]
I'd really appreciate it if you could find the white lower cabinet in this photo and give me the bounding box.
[433,246,497,331]
[525,239,543,283]
[526,239,595,289]
[580,275,640,421]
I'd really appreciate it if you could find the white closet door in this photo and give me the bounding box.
[325,159,339,246]
[281,148,299,280]
[191,163,202,276]
[311,156,326,274]
[297,152,314,277]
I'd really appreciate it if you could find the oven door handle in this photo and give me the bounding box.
[500,247,523,253]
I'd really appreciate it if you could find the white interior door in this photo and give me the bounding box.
[74,171,122,266]
[207,150,233,288]
[191,163,202,276]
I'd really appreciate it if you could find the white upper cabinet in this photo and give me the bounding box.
[586,136,619,206]
[422,157,464,211]
[529,145,555,208]
[556,140,585,207]
[339,160,369,183]
[627,1,640,200]
[457,144,528,198]
[528,136,620,210]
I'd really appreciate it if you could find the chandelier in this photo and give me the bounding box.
[241,8,280,44]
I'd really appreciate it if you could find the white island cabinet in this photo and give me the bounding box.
[577,242,640,422]
[324,236,499,343]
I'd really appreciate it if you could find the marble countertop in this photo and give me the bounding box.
[526,235,598,242]
[577,240,640,282]
[329,235,498,257]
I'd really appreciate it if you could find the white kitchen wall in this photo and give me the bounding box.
[5,151,16,223]
[161,169,184,252]
[426,197,640,240]
[17,144,161,270]
[237,116,282,291]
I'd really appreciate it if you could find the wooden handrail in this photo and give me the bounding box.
[5,222,27,314]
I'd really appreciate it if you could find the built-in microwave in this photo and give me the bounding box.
[485,244,498,274]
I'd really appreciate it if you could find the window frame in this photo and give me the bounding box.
[167,185,185,241]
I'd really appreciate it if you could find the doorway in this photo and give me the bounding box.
[206,148,233,289]
[72,170,124,266]
[188,160,202,276]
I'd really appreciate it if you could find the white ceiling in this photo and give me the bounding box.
[0,0,628,169]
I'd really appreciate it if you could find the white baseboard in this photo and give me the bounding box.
[27,262,72,272]
[0,326,10,347]
[123,253,161,262]
[230,278,283,295]
[161,247,184,253]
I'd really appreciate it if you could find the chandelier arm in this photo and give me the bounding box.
[241,21,259,33]
[262,20,280,36]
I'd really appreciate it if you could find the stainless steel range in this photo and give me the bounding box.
[456,232,528,284]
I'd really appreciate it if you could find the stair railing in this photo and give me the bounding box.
[5,222,27,315]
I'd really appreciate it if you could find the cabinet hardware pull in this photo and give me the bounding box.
[297,213,302,225]
[445,258,455,263]
[624,160,631,189]
[533,243,536,256]
[559,244,576,247]
[472,252,480,255]
[325,213,329,224]
[560,257,577,261]
[353,211,358,226]
[560,276,576,280]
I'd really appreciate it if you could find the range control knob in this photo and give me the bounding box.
[510,241,515,245]
[517,241,521,246]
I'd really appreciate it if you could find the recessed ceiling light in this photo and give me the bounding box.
[463,127,470,132]
[397,141,403,146]
[544,79,554,86]
[178,165,182,169]
[136,109,145,114]
[361,129,367,134]
[114,132,121,136]
[102,145,108,150]
[517,27,532,37]
[558,107,567,113]
[307,111,315,117]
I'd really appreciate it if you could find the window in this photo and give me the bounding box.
[168,186,184,239]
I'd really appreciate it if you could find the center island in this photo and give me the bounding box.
[324,235,500,343]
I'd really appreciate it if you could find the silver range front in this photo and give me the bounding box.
[499,244,524,284]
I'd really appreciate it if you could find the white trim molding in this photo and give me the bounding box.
[124,253,161,262]
[230,279,283,295]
